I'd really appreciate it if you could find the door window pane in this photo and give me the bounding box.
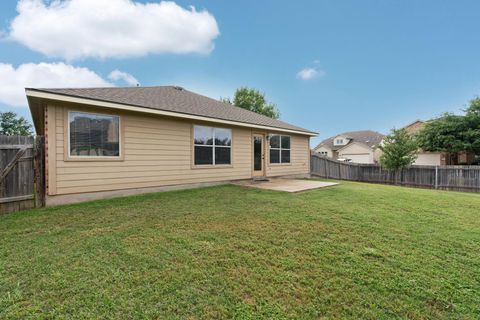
[254,136,262,171]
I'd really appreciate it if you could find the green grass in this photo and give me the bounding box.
[1,181,480,319]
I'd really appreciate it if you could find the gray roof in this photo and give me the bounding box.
[314,130,384,151]
[27,86,316,135]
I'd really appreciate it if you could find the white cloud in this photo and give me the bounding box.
[108,70,139,86]
[8,0,220,60]
[0,62,113,107]
[296,67,326,80]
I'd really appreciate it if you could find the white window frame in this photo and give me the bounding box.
[67,111,121,159]
[193,125,232,166]
[269,134,291,164]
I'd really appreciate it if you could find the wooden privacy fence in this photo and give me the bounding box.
[311,155,480,192]
[0,135,45,214]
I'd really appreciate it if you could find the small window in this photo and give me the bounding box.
[194,125,232,165]
[69,111,120,157]
[269,135,290,164]
[335,139,344,145]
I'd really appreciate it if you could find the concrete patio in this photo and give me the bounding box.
[233,178,338,193]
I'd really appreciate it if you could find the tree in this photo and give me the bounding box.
[379,128,418,171]
[416,113,468,153]
[221,87,280,119]
[417,97,480,154]
[0,112,33,136]
[466,96,480,117]
[464,97,480,153]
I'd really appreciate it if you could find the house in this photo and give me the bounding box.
[312,130,384,164]
[402,120,475,165]
[26,86,317,205]
[402,120,447,165]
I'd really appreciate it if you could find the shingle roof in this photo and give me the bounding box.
[314,130,384,151]
[27,86,316,135]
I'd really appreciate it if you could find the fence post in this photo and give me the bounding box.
[435,166,438,189]
[324,158,328,179]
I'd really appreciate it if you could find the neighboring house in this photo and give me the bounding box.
[27,86,317,205]
[402,120,475,165]
[402,120,447,165]
[312,130,384,164]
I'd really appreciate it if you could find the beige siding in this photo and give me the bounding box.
[414,152,442,166]
[46,105,57,195]
[47,103,310,196]
[314,146,333,157]
[266,134,310,177]
[373,148,383,163]
[337,143,374,164]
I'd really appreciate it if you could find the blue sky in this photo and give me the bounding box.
[1,0,479,146]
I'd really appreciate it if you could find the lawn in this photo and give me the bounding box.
[1,181,480,319]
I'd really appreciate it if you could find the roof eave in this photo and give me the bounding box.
[26,89,318,137]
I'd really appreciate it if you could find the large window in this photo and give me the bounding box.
[194,125,232,165]
[69,111,120,157]
[269,135,290,164]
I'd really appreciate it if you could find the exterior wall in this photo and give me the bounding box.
[337,143,374,164]
[314,146,333,157]
[373,148,383,163]
[266,134,310,177]
[414,152,442,166]
[46,102,310,196]
[376,150,449,166]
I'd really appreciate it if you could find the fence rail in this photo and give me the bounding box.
[1,135,44,214]
[311,155,480,192]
